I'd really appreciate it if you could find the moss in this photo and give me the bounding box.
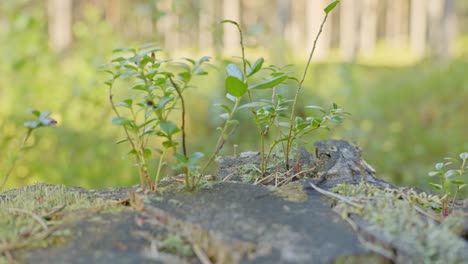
[160,235,193,257]
[271,182,308,202]
[0,184,126,253]
[331,182,467,263]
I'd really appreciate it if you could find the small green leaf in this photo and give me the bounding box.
[460,152,468,160]
[225,76,247,97]
[226,64,244,81]
[305,105,326,112]
[444,170,461,178]
[24,121,40,129]
[247,58,264,77]
[428,171,440,177]
[324,0,340,14]
[451,180,466,185]
[215,104,232,114]
[111,117,132,126]
[238,101,269,110]
[116,138,129,144]
[143,148,152,159]
[174,152,188,163]
[248,75,287,90]
[429,183,443,190]
[160,121,180,136]
[435,163,444,170]
[189,152,204,164]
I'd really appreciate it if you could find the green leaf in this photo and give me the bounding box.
[111,117,132,126]
[174,152,188,163]
[215,104,232,114]
[115,138,129,144]
[459,184,467,190]
[238,101,269,110]
[115,99,133,108]
[429,183,443,190]
[329,116,344,123]
[247,58,264,77]
[226,64,244,81]
[305,105,326,112]
[248,75,288,90]
[460,152,468,160]
[160,121,180,136]
[189,152,204,164]
[225,76,247,97]
[324,0,340,14]
[444,170,461,178]
[143,148,152,159]
[451,180,466,185]
[435,162,444,170]
[428,171,440,177]
[24,121,40,129]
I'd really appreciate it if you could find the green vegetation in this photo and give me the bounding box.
[331,182,467,263]
[0,110,56,191]
[0,1,466,197]
[428,153,467,216]
[0,184,124,257]
[103,1,342,191]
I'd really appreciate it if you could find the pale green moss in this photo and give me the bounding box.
[331,182,467,263]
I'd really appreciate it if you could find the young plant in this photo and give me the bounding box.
[221,1,345,179]
[0,110,57,190]
[428,152,468,217]
[104,44,209,191]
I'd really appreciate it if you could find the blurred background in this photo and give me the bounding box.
[0,0,467,192]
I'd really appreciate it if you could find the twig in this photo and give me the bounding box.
[276,167,316,187]
[7,208,48,231]
[413,204,441,223]
[309,182,364,209]
[193,244,213,264]
[0,225,60,253]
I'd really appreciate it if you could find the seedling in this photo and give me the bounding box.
[221,1,346,178]
[0,110,57,191]
[104,45,209,191]
[428,152,467,216]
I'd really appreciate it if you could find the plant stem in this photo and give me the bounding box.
[169,77,187,158]
[0,128,32,191]
[109,86,148,190]
[200,98,240,175]
[285,12,330,169]
[154,147,168,190]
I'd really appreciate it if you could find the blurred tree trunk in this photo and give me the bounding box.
[359,0,378,55]
[306,0,330,61]
[47,0,72,52]
[340,0,358,61]
[386,0,408,49]
[223,0,240,53]
[199,0,215,53]
[286,0,306,52]
[428,0,456,61]
[157,0,180,53]
[105,0,121,29]
[410,0,427,59]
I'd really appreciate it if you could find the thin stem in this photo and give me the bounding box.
[109,86,147,190]
[0,129,32,190]
[169,76,187,158]
[200,98,241,175]
[285,12,330,169]
[154,147,168,190]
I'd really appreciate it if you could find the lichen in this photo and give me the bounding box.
[331,182,467,263]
